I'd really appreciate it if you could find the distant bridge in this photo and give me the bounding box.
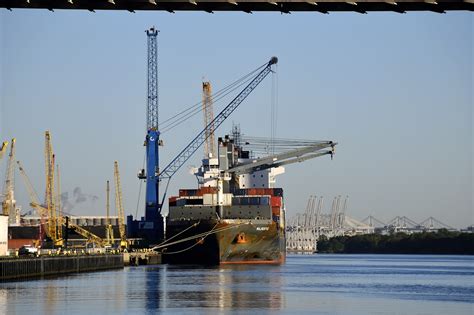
[2,0,472,13]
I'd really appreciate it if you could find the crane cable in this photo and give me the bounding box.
[160,74,259,133]
[159,62,268,133]
[152,221,249,251]
[159,222,218,255]
[160,63,265,128]
[135,152,146,218]
[153,220,201,248]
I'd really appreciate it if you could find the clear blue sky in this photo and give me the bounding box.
[0,10,472,228]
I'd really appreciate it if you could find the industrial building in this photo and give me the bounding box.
[0,215,8,256]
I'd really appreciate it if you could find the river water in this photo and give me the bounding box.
[1,254,472,314]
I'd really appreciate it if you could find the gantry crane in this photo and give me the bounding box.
[0,141,8,161]
[105,180,114,246]
[114,161,127,249]
[202,81,216,158]
[2,138,17,224]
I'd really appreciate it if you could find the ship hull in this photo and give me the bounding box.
[163,219,285,265]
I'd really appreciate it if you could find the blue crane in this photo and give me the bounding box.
[142,27,160,225]
[132,27,278,243]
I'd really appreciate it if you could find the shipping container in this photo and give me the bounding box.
[249,197,260,205]
[260,196,270,205]
[271,196,282,207]
[272,206,280,216]
[199,186,218,195]
[272,188,283,197]
[179,189,198,197]
[176,199,187,206]
[169,196,178,203]
[187,198,204,205]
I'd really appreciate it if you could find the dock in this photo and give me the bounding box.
[0,254,123,281]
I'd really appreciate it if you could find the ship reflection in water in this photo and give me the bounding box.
[137,264,284,310]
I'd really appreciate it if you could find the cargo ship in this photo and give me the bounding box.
[162,129,336,265]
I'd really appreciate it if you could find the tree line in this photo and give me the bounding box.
[317,229,473,254]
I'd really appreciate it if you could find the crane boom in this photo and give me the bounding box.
[105,180,114,245]
[228,141,336,175]
[159,57,278,181]
[2,138,16,223]
[18,160,50,241]
[44,131,59,244]
[0,141,8,160]
[18,161,108,247]
[114,161,127,249]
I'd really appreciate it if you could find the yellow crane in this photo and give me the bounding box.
[114,161,127,249]
[2,138,17,224]
[57,216,108,248]
[17,160,50,244]
[202,81,216,158]
[105,180,114,246]
[44,131,61,245]
[18,160,108,248]
[0,141,8,160]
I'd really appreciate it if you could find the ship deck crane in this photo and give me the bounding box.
[227,141,336,176]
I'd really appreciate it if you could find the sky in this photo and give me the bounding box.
[0,10,472,228]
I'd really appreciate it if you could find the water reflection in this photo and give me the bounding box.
[158,264,283,310]
[2,255,471,314]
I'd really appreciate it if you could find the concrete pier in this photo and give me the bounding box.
[124,252,162,266]
[0,254,123,281]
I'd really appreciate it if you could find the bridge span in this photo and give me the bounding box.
[1,0,472,13]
